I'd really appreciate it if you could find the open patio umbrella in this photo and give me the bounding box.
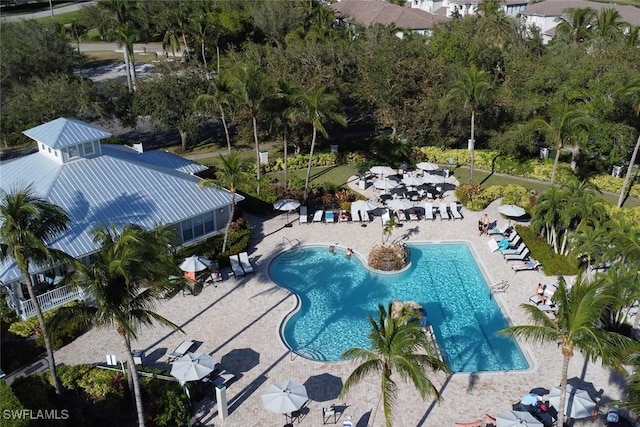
[373,180,398,194]
[421,174,445,184]
[496,410,543,427]
[170,352,216,386]
[498,204,526,218]
[261,380,308,414]
[179,255,211,280]
[401,176,424,187]
[387,199,414,211]
[369,166,395,176]
[548,384,596,419]
[351,200,378,212]
[274,199,301,227]
[416,162,439,171]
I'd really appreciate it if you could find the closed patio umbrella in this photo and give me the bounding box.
[262,380,308,414]
[496,410,543,427]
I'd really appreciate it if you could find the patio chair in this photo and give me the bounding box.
[313,210,324,223]
[395,210,409,221]
[229,254,245,277]
[325,211,335,224]
[322,404,338,424]
[424,202,434,221]
[504,247,530,261]
[512,259,541,273]
[299,206,309,224]
[449,202,463,219]
[238,252,254,274]
[502,242,527,256]
[437,203,450,220]
[167,340,195,362]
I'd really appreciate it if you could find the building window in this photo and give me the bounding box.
[83,142,94,156]
[181,211,216,242]
[67,145,79,158]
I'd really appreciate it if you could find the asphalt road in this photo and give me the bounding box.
[0,1,95,22]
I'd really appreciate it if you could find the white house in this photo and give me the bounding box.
[521,0,640,44]
[0,118,243,319]
[330,0,448,38]
[410,0,528,19]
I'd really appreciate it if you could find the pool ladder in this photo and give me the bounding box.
[489,280,510,298]
[290,347,323,361]
[283,237,301,250]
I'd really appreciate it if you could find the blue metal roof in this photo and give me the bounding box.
[22,118,113,149]
[0,143,243,283]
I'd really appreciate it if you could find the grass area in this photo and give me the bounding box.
[35,9,81,25]
[269,165,358,188]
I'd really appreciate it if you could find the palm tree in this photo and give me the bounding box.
[445,64,491,183]
[531,186,566,252]
[592,8,625,45]
[272,80,302,190]
[194,73,235,153]
[500,276,638,425]
[616,79,640,208]
[50,224,183,427]
[340,303,449,427]
[230,64,273,195]
[555,7,596,46]
[290,86,347,201]
[529,102,590,184]
[0,187,72,395]
[198,152,248,253]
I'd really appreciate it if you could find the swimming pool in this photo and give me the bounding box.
[269,242,529,372]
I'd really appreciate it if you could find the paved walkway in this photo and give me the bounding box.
[51,175,627,426]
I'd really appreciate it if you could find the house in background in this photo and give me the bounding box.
[521,0,640,44]
[0,117,244,319]
[409,0,528,19]
[330,0,448,38]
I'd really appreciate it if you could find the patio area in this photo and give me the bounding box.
[51,175,627,426]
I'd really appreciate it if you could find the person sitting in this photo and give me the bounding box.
[339,211,349,221]
[512,258,539,271]
[329,245,335,253]
[536,283,548,305]
[346,248,353,258]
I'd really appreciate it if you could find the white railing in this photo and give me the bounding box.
[19,285,85,320]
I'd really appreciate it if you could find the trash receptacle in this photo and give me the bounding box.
[259,151,269,164]
[132,350,144,366]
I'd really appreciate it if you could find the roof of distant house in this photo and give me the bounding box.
[330,0,448,30]
[523,0,640,26]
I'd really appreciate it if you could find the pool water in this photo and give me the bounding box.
[269,243,529,372]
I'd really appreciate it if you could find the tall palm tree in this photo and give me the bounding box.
[198,152,248,253]
[616,79,640,208]
[230,64,273,195]
[194,73,234,154]
[555,7,596,46]
[529,102,590,184]
[290,86,347,201]
[592,8,625,45]
[445,64,491,183]
[50,224,183,427]
[340,303,449,427]
[272,80,302,190]
[500,276,638,425]
[0,187,72,396]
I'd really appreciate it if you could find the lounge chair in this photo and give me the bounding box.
[495,231,519,243]
[512,259,541,273]
[229,254,245,277]
[502,242,527,256]
[299,206,308,224]
[238,252,254,273]
[313,210,324,223]
[396,210,409,221]
[381,209,392,226]
[324,211,335,223]
[438,203,450,220]
[424,202,434,221]
[167,340,195,362]
[504,247,530,261]
[322,405,338,424]
[409,210,419,221]
[449,202,463,219]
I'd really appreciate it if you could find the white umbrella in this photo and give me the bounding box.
[179,255,211,273]
[387,199,414,211]
[369,166,395,176]
[170,352,216,385]
[498,204,526,218]
[548,385,596,419]
[496,410,543,427]
[421,174,445,184]
[373,180,398,190]
[351,200,378,211]
[401,176,424,187]
[261,380,308,414]
[416,161,439,171]
[274,199,301,225]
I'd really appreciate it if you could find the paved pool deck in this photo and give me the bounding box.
[53,175,628,426]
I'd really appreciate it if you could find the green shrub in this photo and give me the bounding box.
[515,225,580,276]
[0,381,28,427]
[57,365,125,399]
[142,377,190,427]
[11,374,66,426]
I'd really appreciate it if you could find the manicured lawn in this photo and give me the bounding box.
[268,165,357,188]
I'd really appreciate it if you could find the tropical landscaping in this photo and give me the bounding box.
[1,0,640,426]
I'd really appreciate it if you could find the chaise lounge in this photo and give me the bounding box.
[238,252,254,274]
[229,254,245,277]
[299,206,308,224]
[512,259,541,273]
[504,247,530,261]
[313,209,324,223]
